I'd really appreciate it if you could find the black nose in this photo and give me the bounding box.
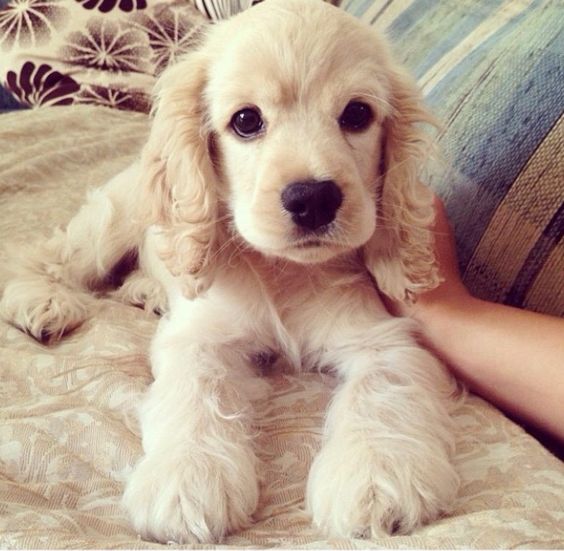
[281,180,343,231]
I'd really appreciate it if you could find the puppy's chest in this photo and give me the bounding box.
[247,255,373,368]
[258,259,364,316]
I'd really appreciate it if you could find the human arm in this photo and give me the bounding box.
[386,196,564,443]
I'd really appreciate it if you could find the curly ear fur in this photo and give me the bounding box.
[363,65,441,303]
[139,43,219,299]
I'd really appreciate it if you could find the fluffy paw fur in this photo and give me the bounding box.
[111,271,168,315]
[0,277,91,342]
[307,436,459,538]
[122,449,259,544]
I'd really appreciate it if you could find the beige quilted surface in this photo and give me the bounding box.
[1,106,563,549]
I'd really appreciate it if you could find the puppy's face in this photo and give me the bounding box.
[204,0,394,264]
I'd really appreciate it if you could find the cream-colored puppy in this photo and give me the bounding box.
[0,0,460,543]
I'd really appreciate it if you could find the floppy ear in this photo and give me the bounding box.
[363,66,441,303]
[139,44,219,299]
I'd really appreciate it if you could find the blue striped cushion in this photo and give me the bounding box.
[343,0,563,316]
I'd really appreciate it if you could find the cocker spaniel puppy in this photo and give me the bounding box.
[0,0,460,543]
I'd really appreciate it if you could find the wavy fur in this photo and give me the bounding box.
[363,60,441,302]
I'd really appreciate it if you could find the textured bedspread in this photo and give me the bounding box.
[1,106,563,549]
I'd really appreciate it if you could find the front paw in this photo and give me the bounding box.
[122,449,259,544]
[307,437,459,538]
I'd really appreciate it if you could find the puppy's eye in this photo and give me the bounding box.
[339,101,373,132]
[230,107,264,138]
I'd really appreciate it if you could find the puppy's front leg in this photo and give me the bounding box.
[307,315,459,538]
[123,309,261,544]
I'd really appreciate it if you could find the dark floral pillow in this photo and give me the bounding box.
[0,0,208,112]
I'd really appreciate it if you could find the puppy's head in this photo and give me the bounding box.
[141,0,439,301]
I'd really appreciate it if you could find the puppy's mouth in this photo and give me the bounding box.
[293,220,340,249]
[274,235,351,264]
[296,239,323,249]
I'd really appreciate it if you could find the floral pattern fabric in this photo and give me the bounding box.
[0,0,208,112]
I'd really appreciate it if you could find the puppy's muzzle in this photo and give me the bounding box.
[281,180,343,232]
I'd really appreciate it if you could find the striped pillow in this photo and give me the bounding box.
[193,0,260,20]
[192,0,339,20]
[343,0,563,317]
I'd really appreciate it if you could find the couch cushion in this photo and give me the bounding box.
[343,0,563,317]
[1,108,564,549]
[0,0,208,112]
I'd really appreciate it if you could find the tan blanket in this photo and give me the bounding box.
[1,106,563,549]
